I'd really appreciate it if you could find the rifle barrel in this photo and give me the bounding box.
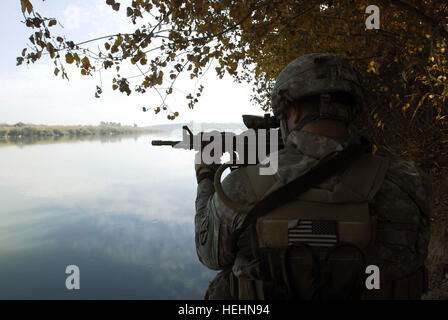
[151,140,180,146]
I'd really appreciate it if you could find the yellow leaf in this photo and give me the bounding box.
[81,57,90,68]
[20,0,33,14]
[65,53,74,64]
[115,35,124,47]
[46,43,55,58]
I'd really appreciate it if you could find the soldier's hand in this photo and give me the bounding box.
[195,151,221,183]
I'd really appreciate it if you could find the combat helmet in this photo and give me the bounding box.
[271,53,364,132]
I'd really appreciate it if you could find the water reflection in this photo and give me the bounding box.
[0,133,216,299]
[0,133,146,148]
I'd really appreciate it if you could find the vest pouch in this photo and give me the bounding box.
[254,200,372,300]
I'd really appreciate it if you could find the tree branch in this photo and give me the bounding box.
[381,0,448,39]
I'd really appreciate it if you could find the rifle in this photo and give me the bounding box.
[151,114,283,166]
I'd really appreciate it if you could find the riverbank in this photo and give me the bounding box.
[0,123,161,138]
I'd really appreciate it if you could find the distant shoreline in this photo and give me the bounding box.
[0,123,162,138]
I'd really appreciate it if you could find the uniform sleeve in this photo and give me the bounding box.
[369,158,432,278]
[385,158,433,217]
[195,179,220,270]
[194,169,255,270]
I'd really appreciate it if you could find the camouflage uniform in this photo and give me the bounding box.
[195,129,431,299]
[195,53,431,299]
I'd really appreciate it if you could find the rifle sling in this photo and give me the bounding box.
[231,142,371,251]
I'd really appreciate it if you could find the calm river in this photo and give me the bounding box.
[0,132,217,299]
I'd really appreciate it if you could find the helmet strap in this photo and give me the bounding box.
[279,118,289,144]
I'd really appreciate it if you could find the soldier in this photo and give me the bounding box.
[194,53,432,300]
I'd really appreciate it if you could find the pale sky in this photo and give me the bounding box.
[0,0,262,126]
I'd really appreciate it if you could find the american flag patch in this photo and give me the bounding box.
[288,220,339,247]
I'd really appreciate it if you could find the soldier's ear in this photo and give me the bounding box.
[289,105,302,127]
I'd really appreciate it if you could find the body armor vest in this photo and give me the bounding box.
[230,153,426,300]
